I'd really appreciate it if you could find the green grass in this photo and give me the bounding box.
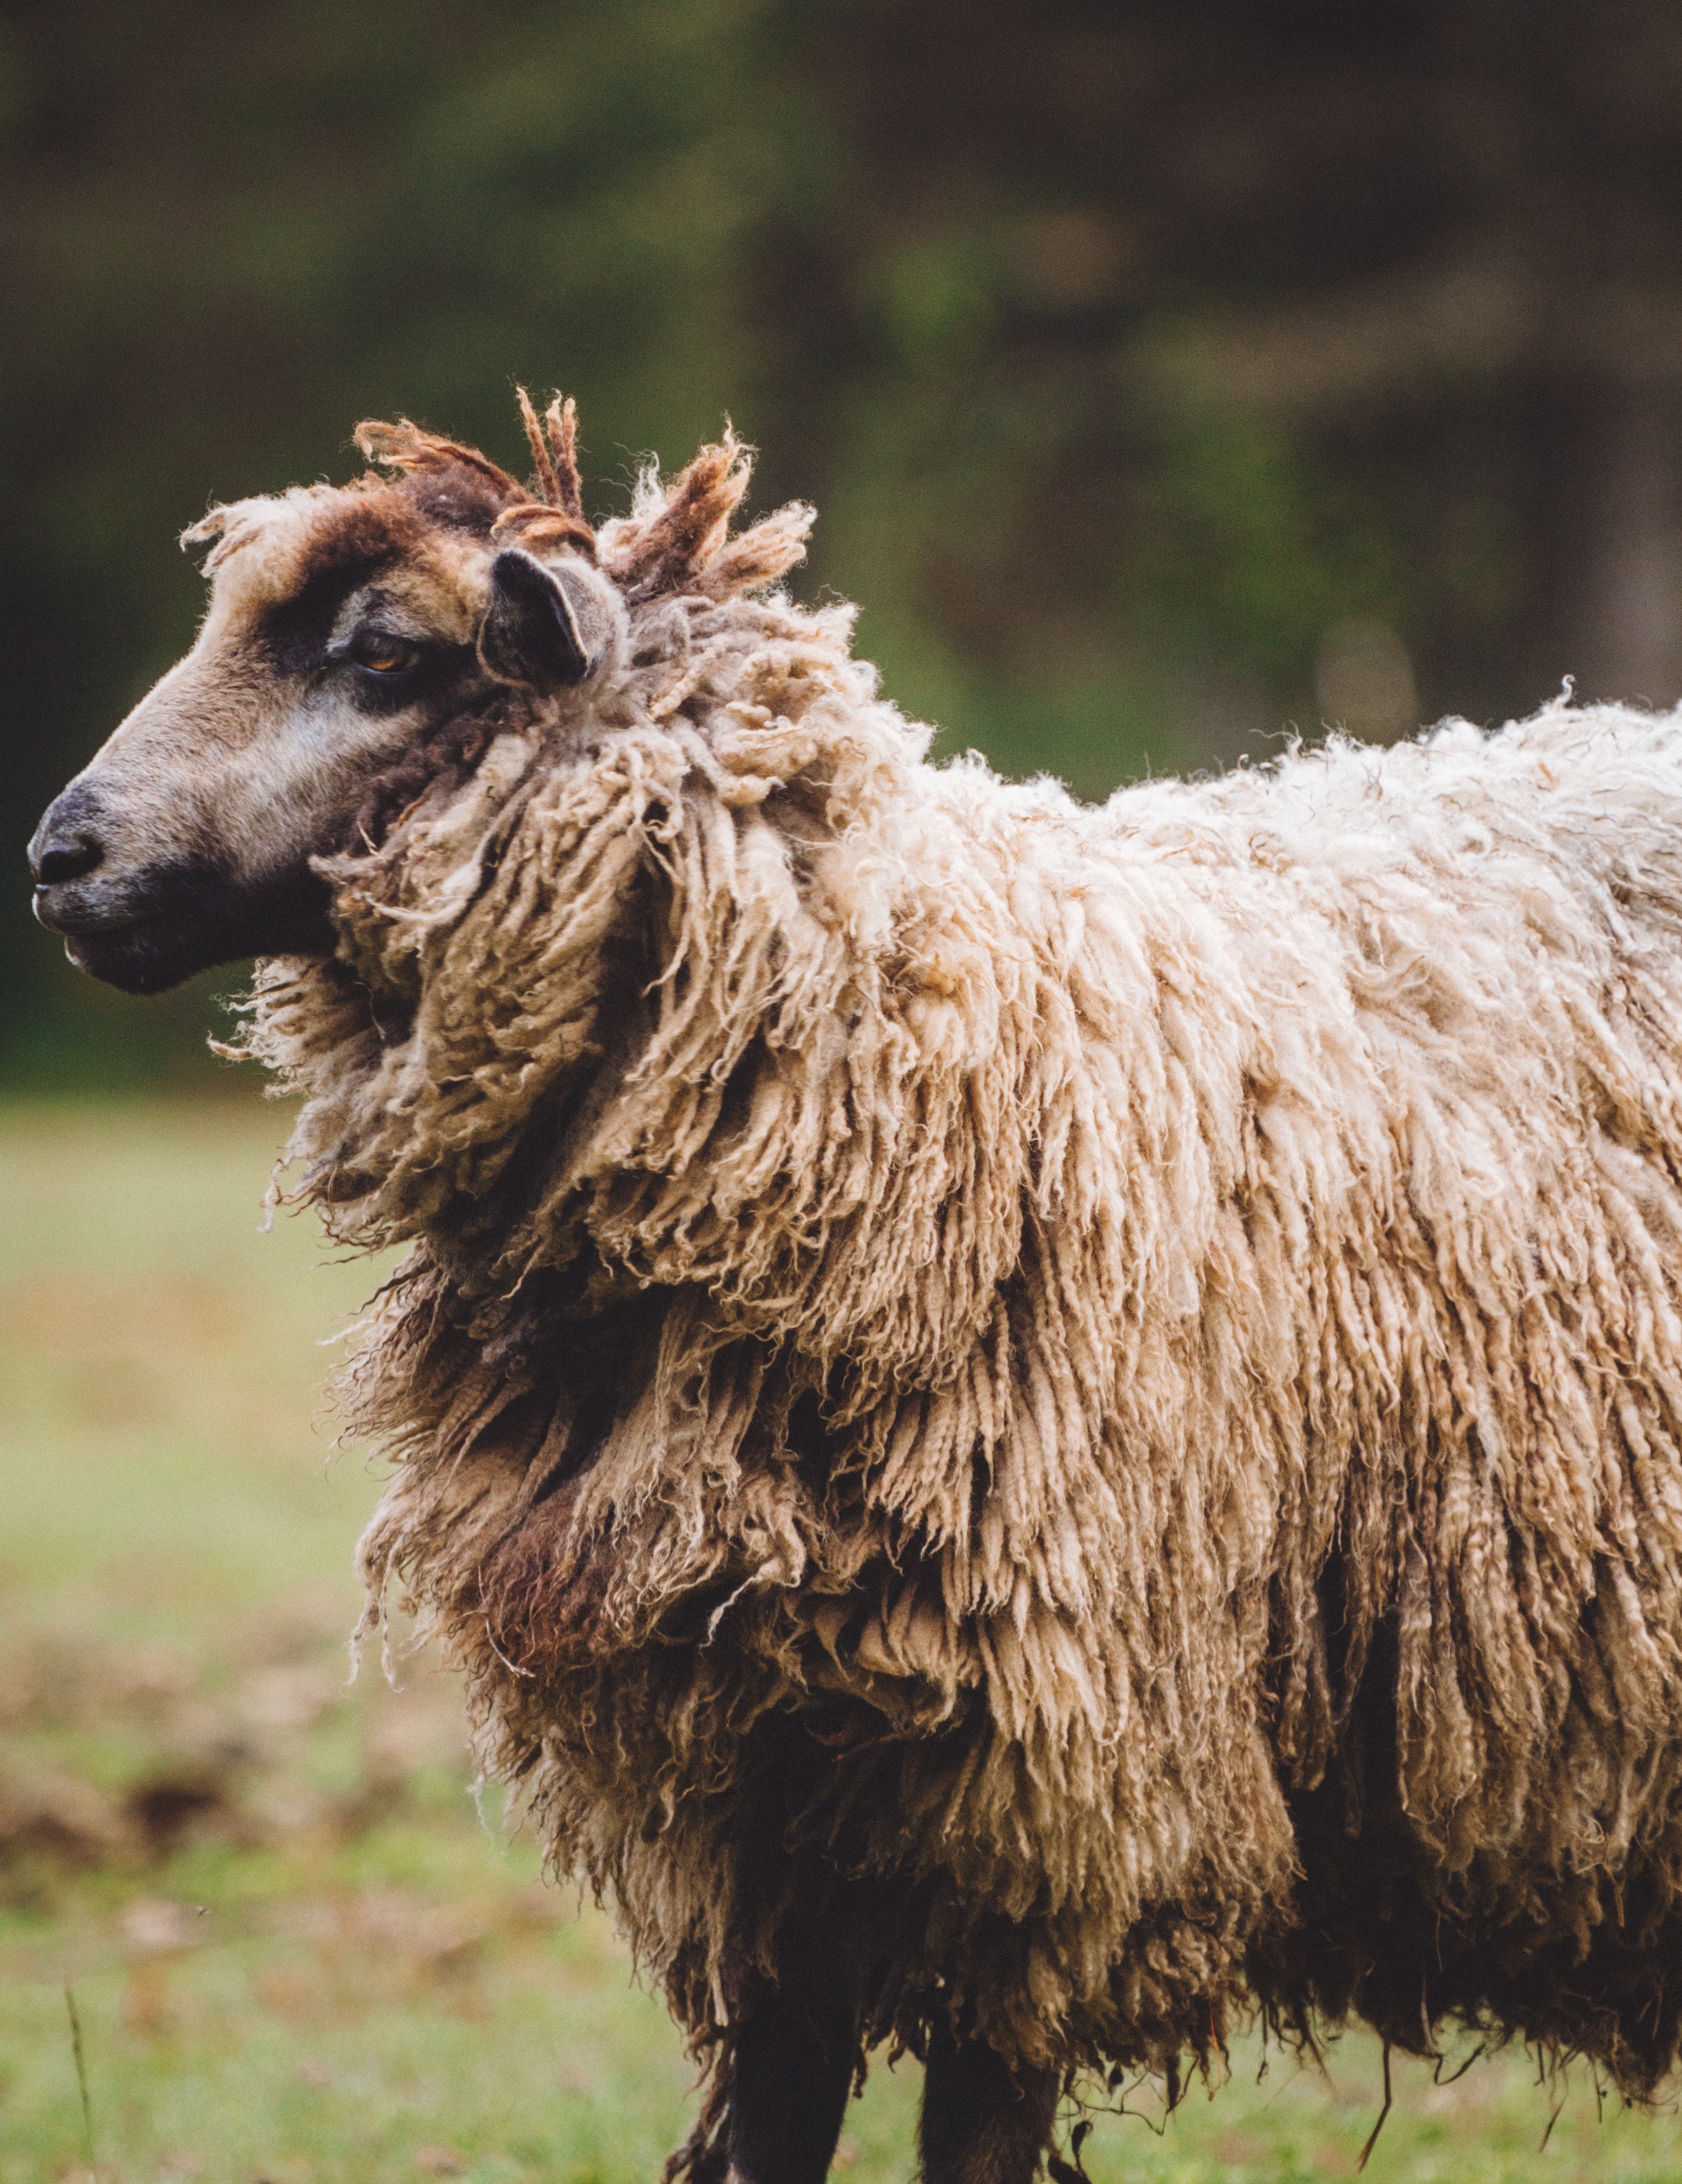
[5,1100,1682,2181]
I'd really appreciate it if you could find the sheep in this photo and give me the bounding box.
[31,389,1682,2184]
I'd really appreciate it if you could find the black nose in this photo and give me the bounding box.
[29,784,108,886]
[31,825,105,885]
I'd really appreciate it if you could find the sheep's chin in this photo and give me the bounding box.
[60,921,214,995]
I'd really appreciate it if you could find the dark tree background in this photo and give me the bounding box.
[8,0,1682,1081]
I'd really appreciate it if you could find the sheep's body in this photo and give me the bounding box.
[243,457,1682,2110]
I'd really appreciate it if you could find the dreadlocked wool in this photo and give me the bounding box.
[244,426,1682,2105]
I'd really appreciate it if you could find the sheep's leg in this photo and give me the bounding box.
[918,2028,1060,2184]
[724,1934,861,2184]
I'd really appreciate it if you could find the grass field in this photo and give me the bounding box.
[5,1101,1682,2182]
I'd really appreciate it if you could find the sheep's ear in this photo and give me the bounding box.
[478,547,609,690]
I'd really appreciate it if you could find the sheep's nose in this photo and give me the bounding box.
[31,829,105,884]
[28,789,107,885]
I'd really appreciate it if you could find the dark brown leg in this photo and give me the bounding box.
[723,1928,861,2184]
[919,2027,1060,2184]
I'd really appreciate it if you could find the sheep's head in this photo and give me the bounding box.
[28,394,648,994]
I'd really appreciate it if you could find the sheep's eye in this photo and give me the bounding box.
[351,634,420,675]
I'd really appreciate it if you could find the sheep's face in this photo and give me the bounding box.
[29,467,618,994]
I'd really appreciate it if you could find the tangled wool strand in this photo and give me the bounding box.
[243,421,1682,2105]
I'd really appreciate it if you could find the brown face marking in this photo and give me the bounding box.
[29,467,514,993]
[257,494,417,674]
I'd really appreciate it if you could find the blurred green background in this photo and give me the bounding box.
[11,0,1682,1083]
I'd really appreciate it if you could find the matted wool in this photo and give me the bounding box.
[240,426,1682,2103]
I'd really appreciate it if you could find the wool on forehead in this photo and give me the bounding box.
[183,410,814,635]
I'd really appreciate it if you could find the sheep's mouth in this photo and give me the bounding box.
[36,891,217,995]
[31,884,173,986]
[32,882,148,941]
[38,860,338,994]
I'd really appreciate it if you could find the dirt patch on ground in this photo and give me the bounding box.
[0,1607,470,1895]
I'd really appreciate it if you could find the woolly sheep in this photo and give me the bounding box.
[31,393,1682,2184]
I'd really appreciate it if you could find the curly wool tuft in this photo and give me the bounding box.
[242,425,1682,2107]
